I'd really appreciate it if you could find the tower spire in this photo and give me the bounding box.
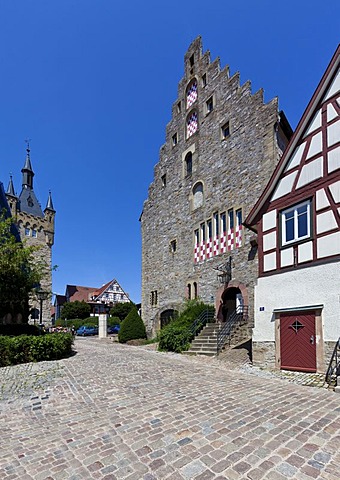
[22,139,34,189]
[7,174,16,196]
[45,190,55,212]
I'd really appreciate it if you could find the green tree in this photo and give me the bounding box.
[109,301,135,321]
[0,215,43,322]
[118,307,146,343]
[61,301,91,320]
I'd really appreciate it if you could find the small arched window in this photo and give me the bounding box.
[193,282,198,299]
[193,182,204,209]
[187,284,192,300]
[185,152,192,176]
[186,79,198,108]
[187,111,198,138]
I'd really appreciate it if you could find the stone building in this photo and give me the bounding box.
[5,144,55,326]
[141,37,292,337]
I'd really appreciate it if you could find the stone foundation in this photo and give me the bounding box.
[252,341,276,370]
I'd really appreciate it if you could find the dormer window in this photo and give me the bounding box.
[186,80,198,109]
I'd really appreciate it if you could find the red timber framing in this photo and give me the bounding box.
[244,45,340,276]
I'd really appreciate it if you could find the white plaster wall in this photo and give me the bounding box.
[254,261,340,342]
[262,210,277,232]
[316,188,330,210]
[328,146,340,173]
[263,252,276,272]
[280,247,293,267]
[272,171,298,200]
[317,231,340,258]
[327,120,340,148]
[317,210,338,234]
[306,131,322,159]
[296,156,323,188]
[263,231,276,251]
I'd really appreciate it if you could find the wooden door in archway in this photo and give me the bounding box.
[280,312,316,372]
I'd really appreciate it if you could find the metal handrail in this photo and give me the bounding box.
[189,308,215,339]
[217,305,248,354]
[325,337,340,386]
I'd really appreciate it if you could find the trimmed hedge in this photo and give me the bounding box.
[0,324,42,336]
[0,333,74,367]
[118,308,146,343]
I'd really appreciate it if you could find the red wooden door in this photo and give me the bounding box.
[280,312,316,372]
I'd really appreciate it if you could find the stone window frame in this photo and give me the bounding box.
[150,290,158,307]
[202,73,207,88]
[177,101,182,114]
[205,94,215,116]
[191,180,205,211]
[221,120,231,140]
[182,143,197,179]
[172,132,178,147]
[161,174,167,188]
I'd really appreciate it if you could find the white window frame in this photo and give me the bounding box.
[281,200,311,246]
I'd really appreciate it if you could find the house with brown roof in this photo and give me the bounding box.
[54,279,131,320]
[244,45,340,373]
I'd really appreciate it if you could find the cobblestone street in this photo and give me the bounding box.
[0,338,339,480]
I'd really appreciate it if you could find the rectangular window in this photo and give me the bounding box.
[281,201,311,245]
[177,101,181,113]
[25,228,30,236]
[161,174,166,187]
[221,212,226,233]
[194,229,199,245]
[221,121,230,139]
[200,223,206,242]
[190,54,195,66]
[236,209,242,228]
[202,73,207,87]
[214,212,219,237]
[32,229,37,238]
[206,97,213,114]
[207,220,212,239]
[228,209,234,230]
[172,133,178,146]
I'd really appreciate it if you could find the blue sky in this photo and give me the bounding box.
[0,1,339,303]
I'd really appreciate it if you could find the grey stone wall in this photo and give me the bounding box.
[141,37,289,337]
[252,341,276,370]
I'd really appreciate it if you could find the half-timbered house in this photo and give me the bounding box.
[245,45,340,373]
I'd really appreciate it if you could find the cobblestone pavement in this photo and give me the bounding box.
[1,338,340,480]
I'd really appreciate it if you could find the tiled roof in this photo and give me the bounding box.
[66,285,98,302]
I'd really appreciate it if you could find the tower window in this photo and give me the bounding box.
[25,227,30,236]
[193,182,204,209]
[185,152,193,176]
[32,229,37,238]
[190,54,195,67]
[177,102,181,113]
[202,73,207,87]
[161,174,167,187]
[221,121,230,139]
[172,133,178,146]
[206,97,214,114]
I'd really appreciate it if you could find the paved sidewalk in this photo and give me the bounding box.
[0,338,339,480]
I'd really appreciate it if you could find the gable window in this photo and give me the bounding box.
[206,97,213,114]
[185,151,193,176]
[187,111,198,138]
[186,80,198,108]
[177,101,181,113]
[202,73,207,87]
[161,174,167,187]
[221,121,230,140]
[172,133,178,146]
[281,201,311,246]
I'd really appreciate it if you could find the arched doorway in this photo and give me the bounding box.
[160,309,178,329]
[221,287,243,322]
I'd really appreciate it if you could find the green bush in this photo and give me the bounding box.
[118,308,146,343]
[0,323,42,336]
[108,316,120,326]
[110,302,135,321]
[158,300,215,353]
[56,317,99,330]
[0,333,74,367]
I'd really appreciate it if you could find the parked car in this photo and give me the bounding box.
[107,325,120,334]
[76,326,98,336]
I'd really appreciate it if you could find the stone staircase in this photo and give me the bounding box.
[184,323,219,356]
[184,320,252,357]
